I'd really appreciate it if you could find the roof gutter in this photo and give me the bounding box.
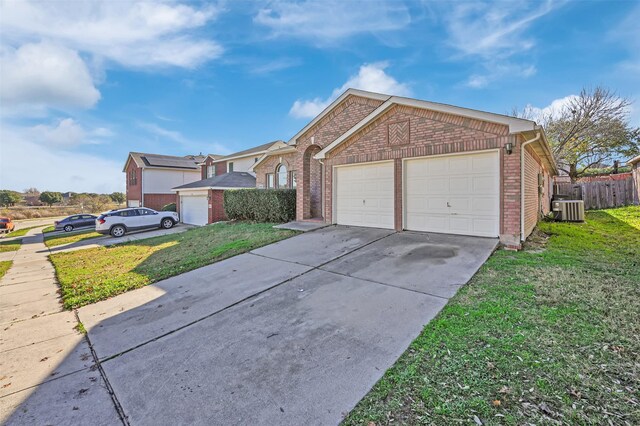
[520,131,541,241]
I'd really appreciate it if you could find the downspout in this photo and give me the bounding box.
[140,168,144,208]
[318,159,325,221]
[520,132,541,241]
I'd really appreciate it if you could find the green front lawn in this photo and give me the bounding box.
[345,206,639,426]
[0,261,12,279]
[7,225,44,238]
[42,226,55,233]
[44,229,103,248]
[50,222,297,309]
[0,239,22,253]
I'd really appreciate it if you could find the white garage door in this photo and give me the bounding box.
[180,195,208,226]
[405,151,499,237]
[335,162,394,229]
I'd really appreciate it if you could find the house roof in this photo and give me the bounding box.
[172,172,256,190]
[628,155,640,166]
[287,89,390,145]
[314,90,540,160]
[248,145,298,171]
[124,152,205,172]
[210,141,287,164]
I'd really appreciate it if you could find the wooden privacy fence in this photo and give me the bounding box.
[554,175,639,210]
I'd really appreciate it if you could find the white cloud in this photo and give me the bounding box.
[254,0,410,44]
[138,122,231,155]
[442,1,557,59]
[290,62,411,118]
[0,42,100,112]
[0,126,123,193]
[1,0,222,68]
[437,0,561,88]
[28,118,112,148]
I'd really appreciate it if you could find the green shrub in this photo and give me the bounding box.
[161,203,176,212]
[224,189,296,222]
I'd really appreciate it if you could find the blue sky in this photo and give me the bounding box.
[1,0,639,193]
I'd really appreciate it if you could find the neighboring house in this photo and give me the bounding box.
[173,141,286,225]
[173,173,256,225]
[201,141,287,177]
[124,152,206,211]
[628,155,640,205]
[252,88,557,250]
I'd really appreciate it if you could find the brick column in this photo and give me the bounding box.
[394,158,403,231]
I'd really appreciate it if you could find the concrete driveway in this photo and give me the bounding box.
[5,226,497,425]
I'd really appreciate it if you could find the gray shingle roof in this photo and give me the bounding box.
[173,172,256,190]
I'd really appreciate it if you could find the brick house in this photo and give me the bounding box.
[173,141,286,225]
[173,173,256,225]
[253,89,557,249]
[124,152,208,211]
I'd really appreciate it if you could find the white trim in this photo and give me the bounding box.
[248,146,298,172]
[521,132,541,241]
[331,160,395,227]
[211,141,287,164]
[402,150,500,237]
[287,89,390,145]
[315,96,537,159]
[628,154,640,166]
[174,186,249,192]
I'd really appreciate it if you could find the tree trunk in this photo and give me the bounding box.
[568,163,579,183]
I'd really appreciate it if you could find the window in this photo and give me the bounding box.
[276,164,287,188]
[116,209,138,217]
[207,165,215,178]
[70,216,80,221]
[289,171,297,189]
[137,209,154,216]
[266,173,274,189]
[81,215,93,219]
[228,162,234,172]
[128,170,137,186]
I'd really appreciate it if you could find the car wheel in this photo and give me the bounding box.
[110,225,126,238]
[161,218,174,229]
[63,225,74,232]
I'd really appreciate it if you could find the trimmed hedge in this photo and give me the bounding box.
[224,189,296,222]
[161,203,176,212]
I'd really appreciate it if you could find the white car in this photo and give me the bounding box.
[96,207,179,237]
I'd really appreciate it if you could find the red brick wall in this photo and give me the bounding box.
[144,194,177,211]
[215,161,227,176]
[209,190,226,223]
[125,160,142,206]
[294,95,384,220]
[254,152,297,188]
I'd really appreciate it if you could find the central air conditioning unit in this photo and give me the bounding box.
[552,200,585,222]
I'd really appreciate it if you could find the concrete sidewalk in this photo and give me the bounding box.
[0,228,121,425]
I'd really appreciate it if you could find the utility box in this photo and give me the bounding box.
[552,200,585,222]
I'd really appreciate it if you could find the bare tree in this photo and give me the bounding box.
[540,87,638,182]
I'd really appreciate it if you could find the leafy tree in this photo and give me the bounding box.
[0,190,23,207]
[23,187,39,196]
[536,87,639,182]
[109,192,126,205]
[39,191,63,207]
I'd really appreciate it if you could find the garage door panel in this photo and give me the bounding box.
[472,155,495,171]
[450,176,471,193]
[473,175,496,192]
[336,162,394,229]
[405,152,499,237]
[472,197,498,213]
